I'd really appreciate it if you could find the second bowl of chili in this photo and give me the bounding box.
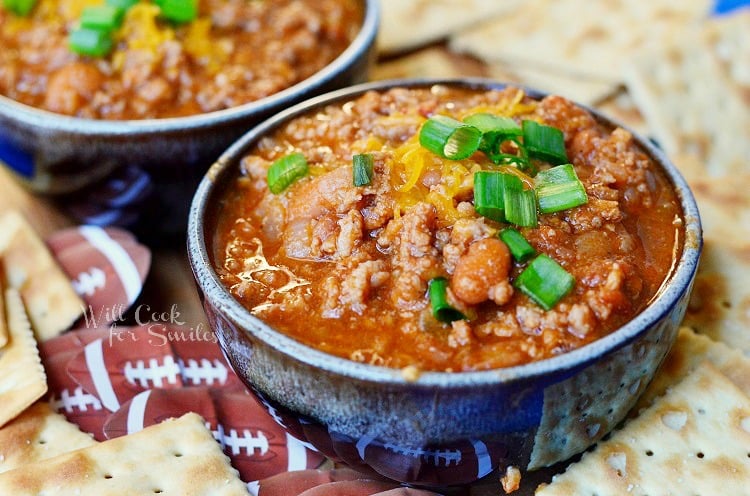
[0,0,378,239]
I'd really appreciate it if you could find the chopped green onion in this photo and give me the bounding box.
[514,254,574,310]
[267,153,308,194]
[464,114,526,166]
[474,171,523,223]
[68,27,113,57]
[464,113,521,137]
[80,5,123,31]
[534,164,588,214]
[522,120,568,165]
[428,277,465,323]
[154,0,196,23]
[504,189,537,227]
[105,0,138,11]
[499,229,535,263]
[419,115,482,161]
[352,153,374,187]
[3,0,36,16]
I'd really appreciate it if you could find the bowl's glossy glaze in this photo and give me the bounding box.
[188,79,702,487]
[0,0,378,241]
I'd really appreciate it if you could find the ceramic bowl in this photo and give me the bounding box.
[0,0,378,241]
[187,79,702,487]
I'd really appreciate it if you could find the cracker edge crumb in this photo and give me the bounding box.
[501,465,522,494]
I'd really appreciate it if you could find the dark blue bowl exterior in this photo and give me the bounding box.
[0,0,378,241]
[188,79,702,487]
[201,285,690,486]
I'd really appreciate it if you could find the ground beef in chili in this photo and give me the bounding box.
[213,86,684,372]
[0,0,361,119]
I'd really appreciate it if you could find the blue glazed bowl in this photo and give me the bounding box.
[0,0,378,241]
[187,79,702,487]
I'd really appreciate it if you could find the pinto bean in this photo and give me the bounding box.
[450,238,511,305]
[44,62,103,115]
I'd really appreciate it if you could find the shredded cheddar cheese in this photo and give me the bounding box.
[58,0,101,22]
[395,138,430,193]
[183,17,231,73]
[455,88,537,120]
[2,14,32,35]
[388,93,537,226]
[116,3,174,52]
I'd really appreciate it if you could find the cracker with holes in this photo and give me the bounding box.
[635,327,750,412]
[372,47,477,81]
[0,212,83,341]
[0,289,48,428]
[66,325,243,412]
[486,63,616,106]
[536,362,750,495]
[103,387,324,484]
[624,11,750,177]
[0,412,249,495]
[679,173,750,353]
[527,326,667,469]
[0,402,96,474]
[0,265,7,349]
[377,0,522,54]
[450,0,710,84]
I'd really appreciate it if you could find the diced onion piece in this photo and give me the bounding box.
[534,163,588,214]
[154,0,196,23]
[505,188,537,227]
[419,115,481,161]
[267,152,309,194]
[81,5,123,31]
[2,0,36,16]
[499,228,536,263]
[352,153,374,187]
[514,254,574,310]
[69,27,114,57]
[522,120,568,164]
[428,277,465,323]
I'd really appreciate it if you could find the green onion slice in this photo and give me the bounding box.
[419,115,482,161]
[522,120,568,165]
[534,163,588,214]
[474,171,520,223]
[80,5,123,31]
[499,228,535,263]
[514,254,575,310]
[154,0,196,23]
[428,277,465,323]
[106,0,139,11]
[464,113,521,137]
[267,152,308,194]
[464,114,527,166]
[352,153,374,187]
[504,189,538,227]
[68,27,114,57]
[3,0,37,16]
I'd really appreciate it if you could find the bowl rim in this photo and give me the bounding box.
[188,77,703,388]
[0,0,379,135]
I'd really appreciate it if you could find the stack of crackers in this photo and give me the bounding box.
[0,211,249,495]
[376,1,750,494]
